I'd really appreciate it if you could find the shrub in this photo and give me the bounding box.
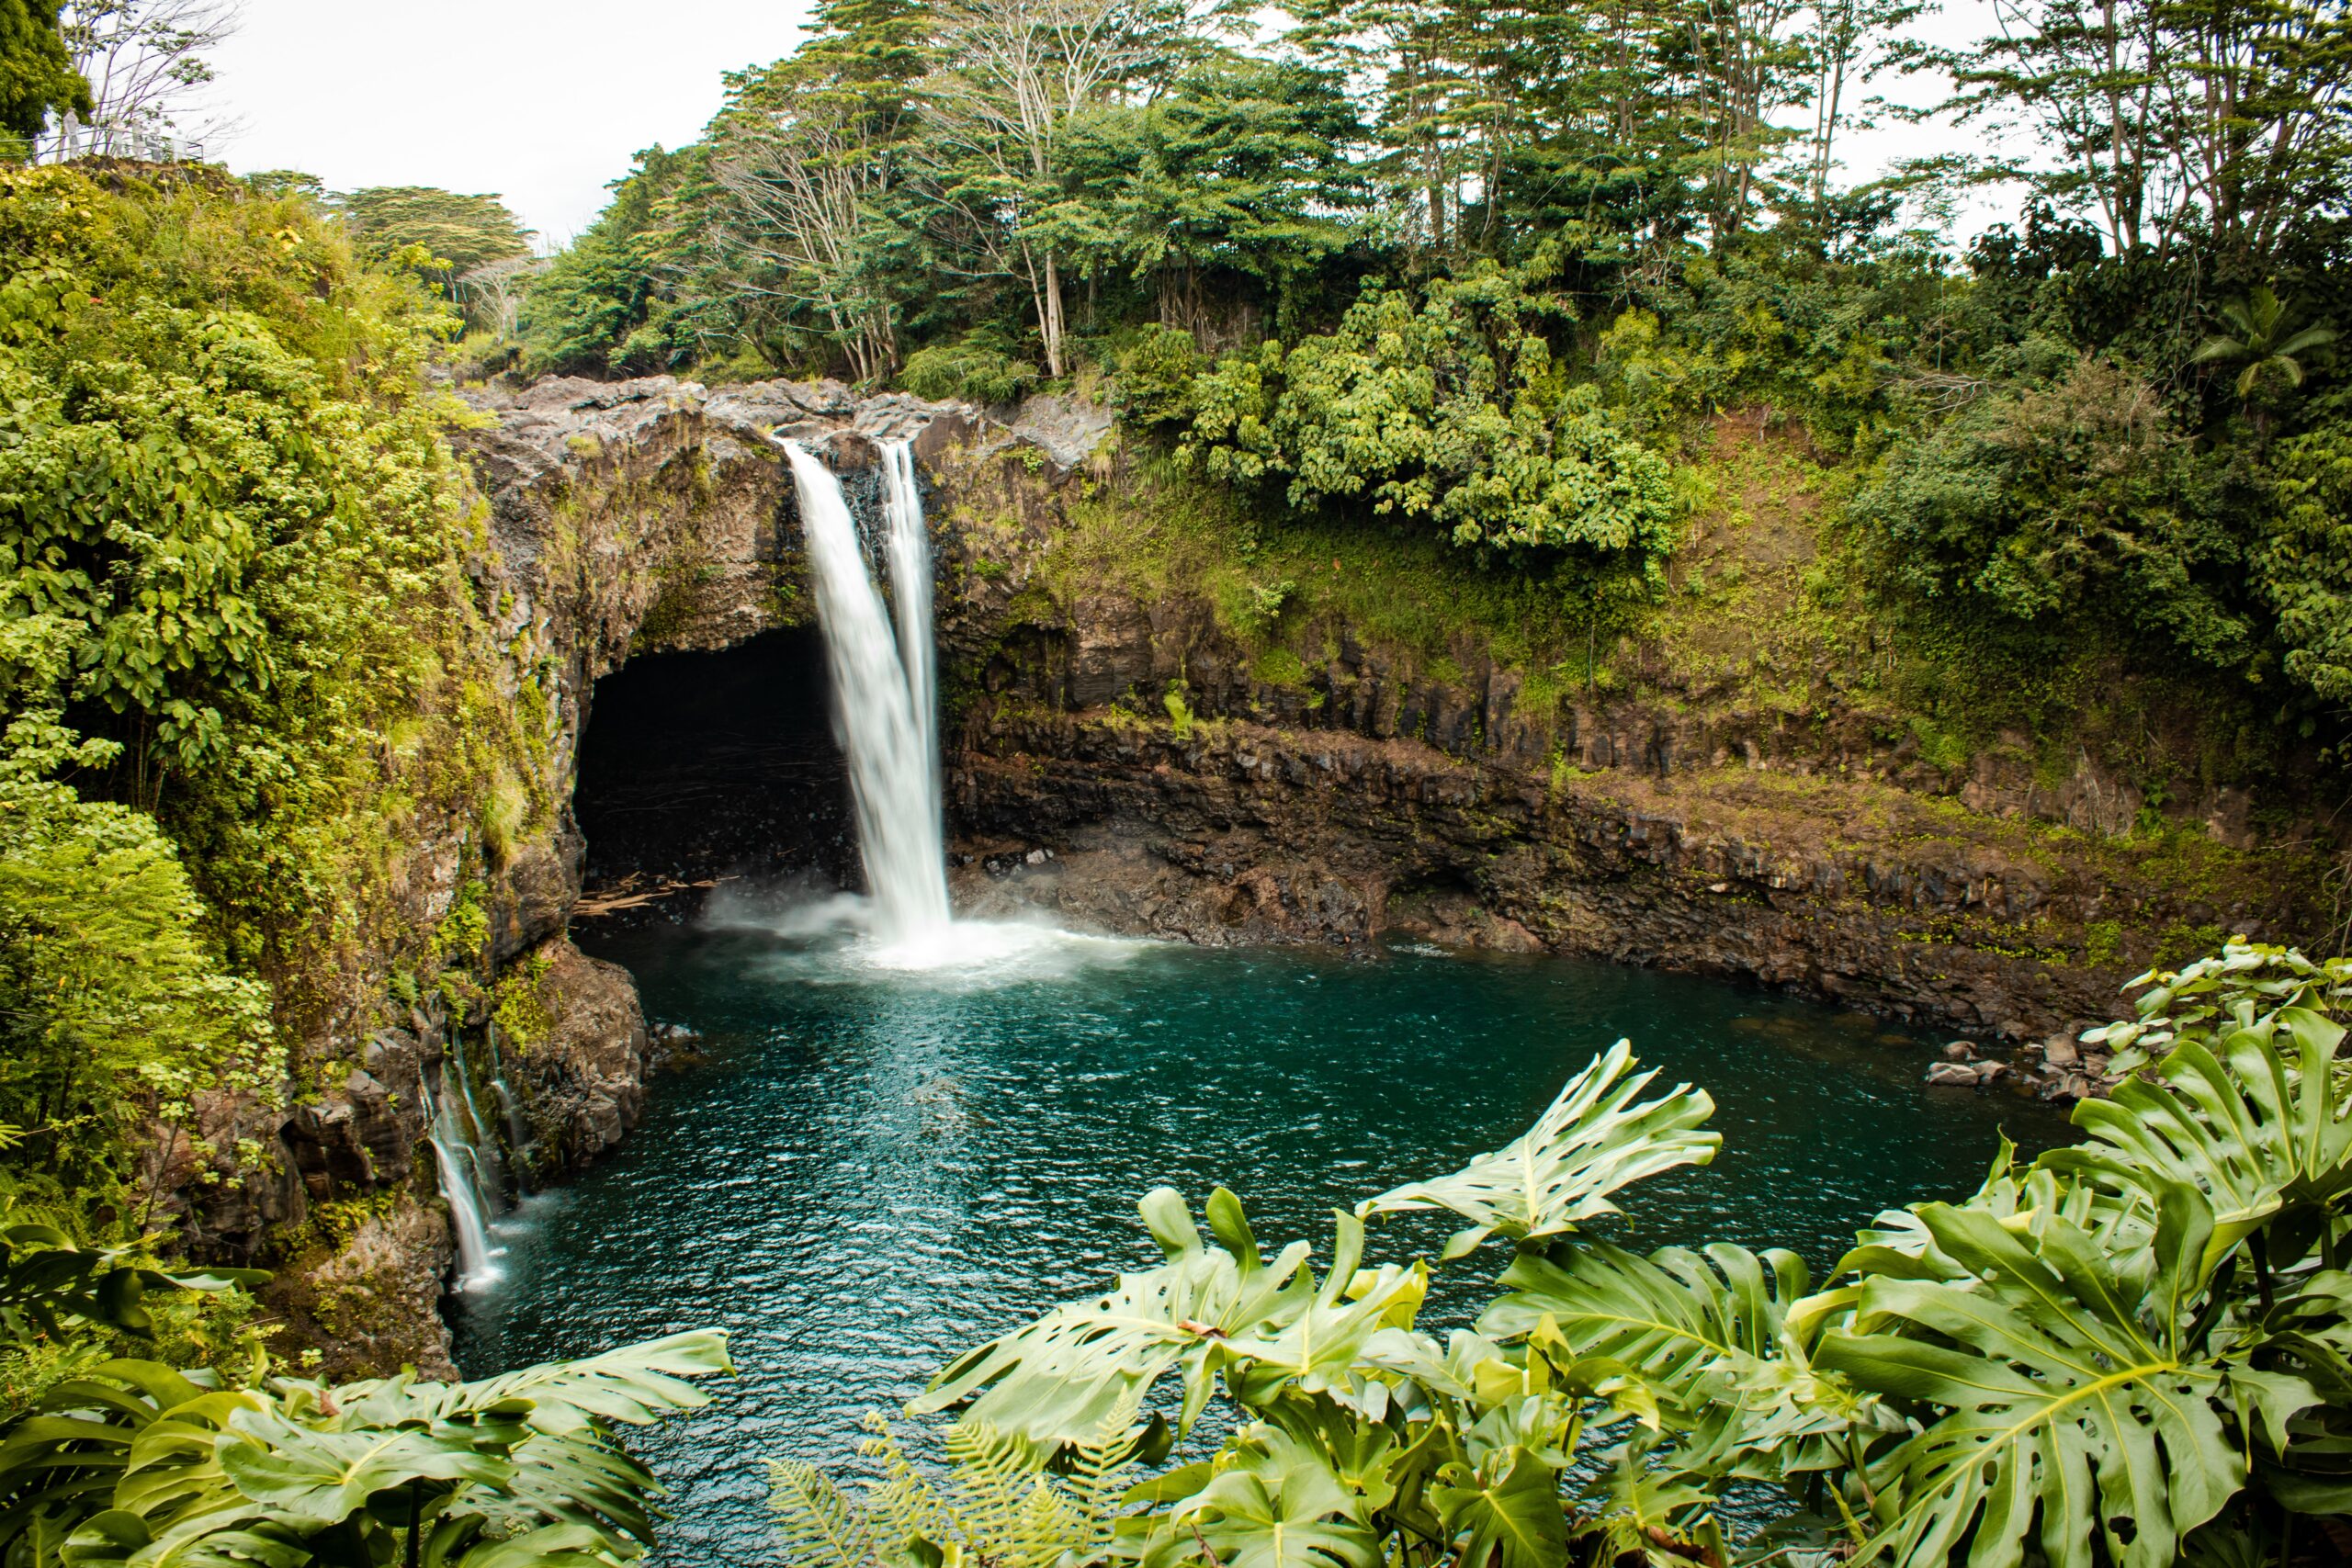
[1184,256,1678,590]
[1113,323,1203,429]
[900,333,1040,407]
[1848,344,2248,671]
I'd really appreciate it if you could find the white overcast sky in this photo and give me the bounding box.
[206,0,2015,250]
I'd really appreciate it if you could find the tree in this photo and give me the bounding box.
[917,0,1211,377]
[339,185,535,278]
[518,145,710,376]
[45,0,237,159]
[1066,53,1365,341]
[2194,285,2336,400]
[706,0,930,385]
[0,0,88,147]
[1930,0,2352,264]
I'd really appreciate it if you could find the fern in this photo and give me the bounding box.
[769,1406,1141,1568]
[770,1461,879,1568]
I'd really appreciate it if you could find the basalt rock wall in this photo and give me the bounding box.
[916,434,2335,1043]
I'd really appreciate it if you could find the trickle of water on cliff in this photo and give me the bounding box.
[422,1076,502,1291]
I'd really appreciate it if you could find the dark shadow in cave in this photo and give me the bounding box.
[572,628,856,914]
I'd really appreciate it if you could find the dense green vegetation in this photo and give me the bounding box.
[0,1,2340,1562]
[0,161,542,1245]
[501,0,2352,762]
[0,1215,729,1568]
[779,942,2352,1568]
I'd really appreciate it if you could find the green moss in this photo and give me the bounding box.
[433,883,491,964]
[492,951,558,1052]
[1164,686,1196,740]
[1252,647,1311,688]
[2084,919,2124,964]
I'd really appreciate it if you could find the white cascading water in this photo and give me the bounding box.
[422,1076,500,1289]
[878,440,941,811]
[782,439,953,947]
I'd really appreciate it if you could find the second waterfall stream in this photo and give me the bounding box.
[782,439,955,951]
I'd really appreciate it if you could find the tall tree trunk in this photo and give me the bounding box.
[1041,252,1067,377]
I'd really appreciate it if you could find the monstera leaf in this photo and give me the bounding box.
[2047,1027,2352,1271]
[1572,1436,1724,1568]
[322,1331,731,1437]
[1431,1444,1570,1568]
[913,1189,1317,1446]
[1841,1135,2155,1289]
[1481,1242,1802,1409]
[1815,1185,2267,1568]
[1477,1239,1880,1483]
[1357,1043,1718,1258]
[0,1334,730,1568]
[1152,1427,1379,1568]
[1221,1212,1428,1417]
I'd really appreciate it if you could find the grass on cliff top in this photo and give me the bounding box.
[1046,450,1599,690]
[1030,423,2305,808]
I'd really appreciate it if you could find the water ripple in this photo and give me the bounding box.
[453,927,2071,1567]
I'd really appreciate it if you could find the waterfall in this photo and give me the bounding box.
[782,440,952,945]
[879,440,941,811]
[449,1034,505,1197]
[422,1076,500,1289]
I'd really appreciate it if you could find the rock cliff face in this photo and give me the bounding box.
[216,375,972,1375]
[914,433,2333,1042]
[240,372,2335,1375]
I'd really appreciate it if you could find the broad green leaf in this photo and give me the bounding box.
[911,1190,1314,1446]
[1430,1444,1568,1568]
[1816,1186,2241,1568]
[2046,1031,2352,1272]
[1357,1042,1718,1254]
[1159,1427,1378,1568]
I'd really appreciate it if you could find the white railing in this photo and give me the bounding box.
[42,114,202,164]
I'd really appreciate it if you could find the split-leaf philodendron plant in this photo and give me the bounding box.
[0,1221,733,1568]
[777,945,2352,1568]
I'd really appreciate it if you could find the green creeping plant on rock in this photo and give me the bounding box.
[779,948,2352,1568]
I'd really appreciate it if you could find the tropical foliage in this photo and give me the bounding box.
[0,159,544,1241]
[0,1218,732,1568]
[776,943,2352,1566]
[473,0,2352,756]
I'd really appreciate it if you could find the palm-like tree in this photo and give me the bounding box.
[2193,285,2336,400]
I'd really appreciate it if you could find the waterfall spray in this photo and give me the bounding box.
[782,440,952,944]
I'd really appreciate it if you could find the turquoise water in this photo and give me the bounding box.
[449,914,2070,1565]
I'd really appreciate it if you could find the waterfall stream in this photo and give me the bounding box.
[422,1075,501,1290]
[879,441,941,814]
[781,439,953,948]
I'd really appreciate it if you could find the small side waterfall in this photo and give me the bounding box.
[422,1075,500,1289]
[783,440,952,945]
[448,1036,505,1198]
